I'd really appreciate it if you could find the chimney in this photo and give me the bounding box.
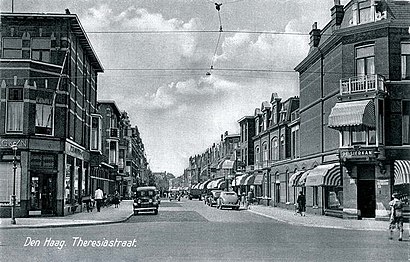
[309,22,321,48]
[331,0,344,28]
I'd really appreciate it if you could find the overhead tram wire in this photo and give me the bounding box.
[207,2,224,76]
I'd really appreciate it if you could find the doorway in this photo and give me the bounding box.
[30,173,56,215]
[357,166,375,218]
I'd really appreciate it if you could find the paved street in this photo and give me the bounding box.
[1,198,408,261]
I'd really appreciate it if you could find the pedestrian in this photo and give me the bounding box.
[247,190,254,209]
[297,191,306,216]
[389,193,404,241]
[94,187,103,212]
[113,190,120,208]
[241,192,246,207]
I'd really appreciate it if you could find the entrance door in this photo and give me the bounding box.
[357,166,375,218]
[30,173,56,215]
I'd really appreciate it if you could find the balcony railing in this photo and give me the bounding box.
[340,74,385,95]
[110,128,119,138]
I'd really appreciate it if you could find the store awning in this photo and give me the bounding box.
[305,164,341,186]
[216,178,226,189]
[289,171,304,187]
[233,173,247,186]
[296,171,310,187]
[243,174,256,186]
[328,100,375,129]
[199,180,212,189]
[253,173,264,185]
[192,183,200,189]
[394,160,410,185]
[221,160,235,169]
[207,178,223,189]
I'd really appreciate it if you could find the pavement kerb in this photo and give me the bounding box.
[247,209,387,232]
[0,213,134,230]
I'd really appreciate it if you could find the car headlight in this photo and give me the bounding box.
[137,199,141,204]
[149,199,153,203]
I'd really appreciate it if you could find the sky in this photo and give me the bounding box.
[1,0,349,176]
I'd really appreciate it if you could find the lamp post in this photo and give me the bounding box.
[11,143,18,225]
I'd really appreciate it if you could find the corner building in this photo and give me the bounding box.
[294,0,410,219]
[0,13,103,217]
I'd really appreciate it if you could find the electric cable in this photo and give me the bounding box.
[207,2,224,76]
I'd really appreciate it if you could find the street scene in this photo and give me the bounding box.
[1,198,409,261]
[1,0,410,261]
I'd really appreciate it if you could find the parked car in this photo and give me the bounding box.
[206,190,222,206]
[133,186,159,215]
[217,191,240,210]
[188,188,202,200]
[169,189,180,201]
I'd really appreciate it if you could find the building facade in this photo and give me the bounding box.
[0,13,103,217]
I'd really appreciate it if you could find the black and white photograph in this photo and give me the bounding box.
[0,0,409,261]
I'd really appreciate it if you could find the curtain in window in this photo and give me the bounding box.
[35,104,53,127]
[7,102,23,132]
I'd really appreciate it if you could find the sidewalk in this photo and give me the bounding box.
[248,204,410,232]
[0,200,134,229]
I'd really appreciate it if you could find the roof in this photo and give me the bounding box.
[98,100,121,116]
[136,186,157,191]
[1,12,104,72]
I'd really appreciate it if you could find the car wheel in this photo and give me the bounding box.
[134,211,138,215]
[153,209,158,215]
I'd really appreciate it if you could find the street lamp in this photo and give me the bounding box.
[11,143,18,225]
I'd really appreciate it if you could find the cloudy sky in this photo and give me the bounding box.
[1,0,348,176]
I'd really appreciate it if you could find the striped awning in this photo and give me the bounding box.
[234,173,247,186]
[199,180,212,189]
[243,174,256,186]
[221,160,235,169]
[394,160,410,185]
[305,164,341,186]
[216,178,226,189]
[289,171,304,187]
[253,173,264,185]
[328,100,375,129]
[296,171,310,187]
[207,178,224,189]
[192,183,199,189]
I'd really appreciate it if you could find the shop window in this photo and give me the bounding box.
[356,45,375,76]
[0,162,21,205]
[403,101,410,145]
[65,158,74,204]
[35,103,53,135]
[7,88,23,132]
[402,43,410,80]
[326,187,343,210]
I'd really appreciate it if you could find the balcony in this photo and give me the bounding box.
[110,128,119,138]
[340,74,385,95]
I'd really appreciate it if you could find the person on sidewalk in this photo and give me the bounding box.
[388,193,404,241]
[113,190,120,208]
[94,187,104,212]
[247,190,254,210]
[297,191,306,216]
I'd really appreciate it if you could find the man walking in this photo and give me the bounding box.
[389,193,404,241]
[95,187,104,212]
[297,191,306,216]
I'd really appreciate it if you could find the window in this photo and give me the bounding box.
[3,38,22,58]
[352,130,366,144]
[403,101,410,145]
[0,162,21,205]
[255,119,259,135]
[271,137,279,161]
[109,141,117,165]
[90,116,102,151]
[342,130,350,147]
[402,43,410,80]
[358,4,372,24]
[271,106,277,125]
[262,142,268,162]
[313,186,319,207]
[356,45,375,76]
[7,88,23,132]
[35,103,53,135]
[32,38,51,62]
[255,146,260,165]
[280,135,285,159]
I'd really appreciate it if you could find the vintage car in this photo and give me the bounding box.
[206,190,222,207]
[217,191,240,210]
[133,186,159,215]
[188,188,202,200]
